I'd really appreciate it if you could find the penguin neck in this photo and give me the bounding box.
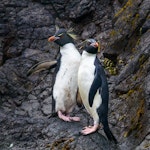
[60,43,78,56]
[82,51,96,59]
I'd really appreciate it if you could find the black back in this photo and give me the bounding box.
[88,57,109,108]
[51,28,75,115]
[94,57,117,144]
[85,39,117,144]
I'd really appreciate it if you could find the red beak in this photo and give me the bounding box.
[93,42,99,48]
[48,36,56,42]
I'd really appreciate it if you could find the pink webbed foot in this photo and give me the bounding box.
[69,116,80,122]
[81,124,99,135]
[58,111,80,122]
[58,111,71,122]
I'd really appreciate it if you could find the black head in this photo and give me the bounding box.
[84,39,99,54]
[48,28,75,47]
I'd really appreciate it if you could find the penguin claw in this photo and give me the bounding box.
[81,125,99,135]
[58,111,71,122]
[60,116,80,122]
[69,116,80,122]
[59,115,72,122]
[82,126,92,130]
[58,111,80,122]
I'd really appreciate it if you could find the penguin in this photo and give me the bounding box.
[78,39,117,144]
[27,60,57,76]
[48,28,81,122]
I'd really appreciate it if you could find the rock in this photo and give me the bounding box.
[6,46,20,58]
[135,134,150,150]
[41,97,52,115]
[0,24,10,35]
[68,0,95,22]
[116,53,143,84]
[28,94,37,100]
[39,90,49,99]
[110,0,150,51]
[21,100,41,118]
[140,14,150,34]
[81,23,96,39]
[0,0,150,149]
[0,52,3,66]
[145,74,150,97]
[16,3,54,28]
[22,48,41,58]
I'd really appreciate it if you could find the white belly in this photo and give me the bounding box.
[53,43,81,113]
[78,52,102,124]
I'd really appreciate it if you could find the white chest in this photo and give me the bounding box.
[57,43,81,82]
[53,43,81,111]
[78,51,101,119]
[78,52,95,103]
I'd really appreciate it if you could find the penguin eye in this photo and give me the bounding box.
[86,41,91,47]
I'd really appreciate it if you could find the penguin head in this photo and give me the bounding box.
[48,28,76,47]
[85,39,99,54]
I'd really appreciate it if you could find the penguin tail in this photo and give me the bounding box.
[102,118,118,144]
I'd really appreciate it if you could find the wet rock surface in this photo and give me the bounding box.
[0,108,115,150]
[0,0,150,149]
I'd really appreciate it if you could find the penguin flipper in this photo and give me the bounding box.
[89,67,102,107]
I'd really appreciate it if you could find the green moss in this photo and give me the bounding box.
[125,31,141,53]
[103,58,118,75]
[136,38,141,46]
[121,14,132,23]
[110,29,118,37]
[62,138,74,150]
[124,99,145,138]
[133,75,138,81]
[114,0,141,35]
[131,13,140,30]
[115,0,134,18]
[138,54,146,65]
[144,143,150,149]
[103,58,115,67]
[118,59,124,64]
[110,28,123,37]
[50,138,74,150]
[108,67,118,75]
[147,15,150,19]
[127,89,135,96]
[131,47,136,52]
[119,114,126,121]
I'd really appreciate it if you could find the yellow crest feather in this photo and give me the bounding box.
[67,28,74,33]
[67,28,77,40]
[55,25,59,32]
[67,33,77,40]
[98,41,101,52]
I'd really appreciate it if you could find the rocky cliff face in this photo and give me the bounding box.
[0,0,149,149]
